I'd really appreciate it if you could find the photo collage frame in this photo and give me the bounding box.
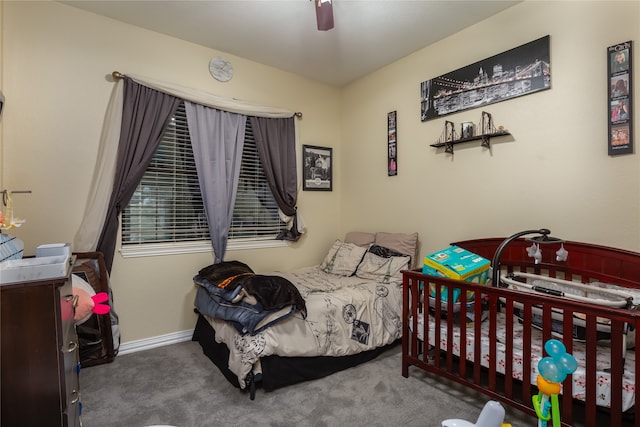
[608,41,633,155]
[388,111,397,176]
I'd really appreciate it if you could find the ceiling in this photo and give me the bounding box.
[60,0,521,87]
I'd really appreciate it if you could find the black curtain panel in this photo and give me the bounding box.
[250,116,301,241]
[96,77,181,272]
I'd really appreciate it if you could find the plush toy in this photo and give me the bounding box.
[72,274,111,324]
[555,244,569,262]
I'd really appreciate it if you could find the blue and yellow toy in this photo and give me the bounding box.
[532,339,578,427]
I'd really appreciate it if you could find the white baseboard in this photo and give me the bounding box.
[118,329,194,355]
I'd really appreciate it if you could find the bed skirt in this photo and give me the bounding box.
[192,313,398,395]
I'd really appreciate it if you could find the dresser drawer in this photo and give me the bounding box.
[59,276,81,425]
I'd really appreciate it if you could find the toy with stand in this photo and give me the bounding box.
[532,339,578,427]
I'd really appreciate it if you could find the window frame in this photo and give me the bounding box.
[119,237,287,259]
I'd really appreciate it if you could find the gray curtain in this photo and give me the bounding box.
[185,102,247,263]
[249,116,301,241]
[97,77,181,272]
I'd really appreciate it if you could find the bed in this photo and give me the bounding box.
[192,231,419,399]
[402,232,640,427]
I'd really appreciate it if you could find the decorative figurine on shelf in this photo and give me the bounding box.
[532,339,578,427]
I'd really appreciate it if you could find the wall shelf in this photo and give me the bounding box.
[430,111,510,154]
[430,130,511,148]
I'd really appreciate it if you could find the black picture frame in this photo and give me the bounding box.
[388,111,397,176]
[302,144,332,191]
[420,35,551,121]
[608,41,633,155]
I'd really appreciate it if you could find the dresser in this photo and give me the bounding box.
[1,258,81,427]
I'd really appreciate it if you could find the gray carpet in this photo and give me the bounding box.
[79,340,535,427]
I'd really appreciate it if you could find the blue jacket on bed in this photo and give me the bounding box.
[193,275,298,336]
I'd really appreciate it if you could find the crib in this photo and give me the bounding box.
[402,235,640,427]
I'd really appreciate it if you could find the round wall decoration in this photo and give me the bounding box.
[209,56,233,82]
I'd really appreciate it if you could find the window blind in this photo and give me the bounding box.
[122,102,283,245]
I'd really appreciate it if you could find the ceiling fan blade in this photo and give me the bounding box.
[316,0,334,31]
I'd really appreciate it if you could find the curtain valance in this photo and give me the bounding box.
[126,73,296,118]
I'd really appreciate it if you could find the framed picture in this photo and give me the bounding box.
[302,144,332,191]
[608,41,633,155]
[387,111,397,176]
[461,121,475,139]
[420,35,550,121]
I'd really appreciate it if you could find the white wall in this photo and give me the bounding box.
[2,1,640,344]
[341,1,640,255]
[1,1,342,342]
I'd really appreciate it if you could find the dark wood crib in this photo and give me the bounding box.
[402,237,640,427]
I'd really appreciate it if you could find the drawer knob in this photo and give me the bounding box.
[65,341,78,353]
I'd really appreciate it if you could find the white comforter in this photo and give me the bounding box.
[204,266,403,388]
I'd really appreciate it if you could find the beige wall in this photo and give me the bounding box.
[342,1,640,255]
[2,1,639,344]
[1,1,341,342]
[0,0,4,191]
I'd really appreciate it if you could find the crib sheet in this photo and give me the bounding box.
[413,311,636,411]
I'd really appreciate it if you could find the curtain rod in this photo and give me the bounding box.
[111,71,303,118]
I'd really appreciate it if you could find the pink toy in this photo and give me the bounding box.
[72,274,111,324]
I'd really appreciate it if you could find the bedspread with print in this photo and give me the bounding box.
[204,265,404,389]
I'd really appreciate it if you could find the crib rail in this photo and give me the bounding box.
[402,269,640,427]
[454,238,640,289]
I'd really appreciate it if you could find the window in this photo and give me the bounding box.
[121,102,284,255]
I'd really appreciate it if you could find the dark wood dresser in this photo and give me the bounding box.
[1,258,81,427]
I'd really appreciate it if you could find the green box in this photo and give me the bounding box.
[422,246,490,302]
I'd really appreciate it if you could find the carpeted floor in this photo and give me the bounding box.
[79,340,535,427]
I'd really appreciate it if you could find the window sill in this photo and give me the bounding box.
[120,238,287,258]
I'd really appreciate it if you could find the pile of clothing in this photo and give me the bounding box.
[193,261,306,335]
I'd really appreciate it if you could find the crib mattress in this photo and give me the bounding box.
[413,311,636,412]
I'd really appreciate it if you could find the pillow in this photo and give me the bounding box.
[344,231,376,247]
[355,248,410,283]
[320,240,368,276]
[374,232,419,268]
[367,243,406,259]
